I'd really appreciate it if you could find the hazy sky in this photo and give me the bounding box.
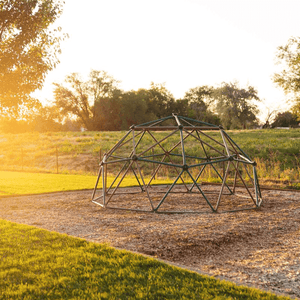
[34,0,300,118]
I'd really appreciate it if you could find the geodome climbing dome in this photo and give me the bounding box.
[92,114,262,213]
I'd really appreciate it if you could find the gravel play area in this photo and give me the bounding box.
[0,186,299,299]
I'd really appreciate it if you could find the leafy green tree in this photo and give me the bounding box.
[0,98,41,132]
[172,98,189,117]
[29,105,63,132]
[0,118,29,133]
[211,82,260,129]
[145,83,176,119]
[94,89,123,131]
[0,0,65,110]
[0,101,64,133]
[53,73,92,129]
[61,118,81,131]
[94,88,155,131]
[273,37,300,118]
[183,86,213,104]
[271,111,299,128]
[53,70,120,130]
[181,86,220,124]
[89,70,120,122]
[273,37,300,95]
[119,89,153,129]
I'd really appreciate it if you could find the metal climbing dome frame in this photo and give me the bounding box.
[92,114,263,213]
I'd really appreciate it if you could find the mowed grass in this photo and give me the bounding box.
[0,220,290,300]
[0,171,96,196]
[0,171,173,196]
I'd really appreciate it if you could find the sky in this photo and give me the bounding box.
[34,0,300,120]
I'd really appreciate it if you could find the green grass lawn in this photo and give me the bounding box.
[0,220,290,300]
[0,171,97,196]
[0,171,173,196]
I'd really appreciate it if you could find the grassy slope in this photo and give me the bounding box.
[0,129,299,171]
[0,129,299,193]
[0,220,290,300]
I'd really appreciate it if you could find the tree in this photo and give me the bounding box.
[172,98,189,117]
[262,108,277,129]
[273,37,300,97]
[271,111,299,128]
[181,86,220,124]
[0,98,41,132]
[94,89,123,131]
[183,86,213,104]
[29,104,63,132]
[53,73,92,129]
[53,70,120,130]
[145,83,176,119]
[119,89,153,129]
[211,82,260,129]
[0,0,65,110]
[0,101,64,133]
[273,37,300,118]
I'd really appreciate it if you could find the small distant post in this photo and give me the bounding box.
[21,148,24,171]
[152,148,155,179]
[56,146,59,174]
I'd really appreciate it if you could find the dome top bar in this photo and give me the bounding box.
[133,126,220,131]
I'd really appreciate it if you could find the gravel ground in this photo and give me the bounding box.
[0,186,299,299]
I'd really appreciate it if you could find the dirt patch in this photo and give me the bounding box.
[0,187,299,299]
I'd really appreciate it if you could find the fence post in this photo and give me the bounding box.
[21,148,24,171]
[152,148,155,179]
[56,146,59,174]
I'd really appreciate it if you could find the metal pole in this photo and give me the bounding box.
[21,148,24,171]
[186,169,215,212]
[155,170,184,211]
[147,130,189,191]
[215,160,231,211]
[231,161,257,205]
[56,146,58,174]
[152,148,155,180]
[92,165,103,200]
[105,160,134,207]
[220,129,231,157]
[182,129,225,157]
[135,161,155,211]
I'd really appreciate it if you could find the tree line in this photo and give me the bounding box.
[1,69,264,132]
[1,1,300,133]
[2,69,298,133]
